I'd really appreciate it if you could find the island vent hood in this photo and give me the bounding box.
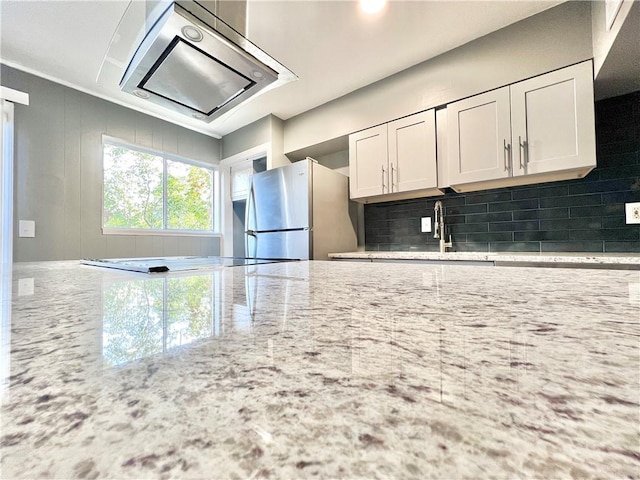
[120,0,296,123]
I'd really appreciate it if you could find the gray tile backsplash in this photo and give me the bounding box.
[364,91,640,253]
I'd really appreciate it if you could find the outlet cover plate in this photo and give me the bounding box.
[625,202,640,224]
[421,217,432,233]
[19,220,35,237]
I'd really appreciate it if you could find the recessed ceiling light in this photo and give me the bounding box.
[193,113,205,120]
[133,89,149,99]
[181,25,203,42]
[360,0,386,14]
[252,70,265,79]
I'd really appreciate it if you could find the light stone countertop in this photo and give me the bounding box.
[329,251,640,269]
[1,260,639,479]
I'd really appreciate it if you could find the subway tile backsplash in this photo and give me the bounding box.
[364,91,640,253]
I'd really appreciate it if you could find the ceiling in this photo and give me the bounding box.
[0,0,565,139]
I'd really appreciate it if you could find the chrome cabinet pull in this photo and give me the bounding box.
[390,163,396,192]
[503,139,511,172]
[519,135,525,169]
[381,165,386,192]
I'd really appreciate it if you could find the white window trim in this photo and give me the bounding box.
[101,135,220,236]
[102,135,216,170]
[102,228,221,237]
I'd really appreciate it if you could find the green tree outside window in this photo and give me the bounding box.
[103,141,215,232]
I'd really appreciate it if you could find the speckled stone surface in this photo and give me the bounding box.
[329,251,640,269]
[1,260,639,479]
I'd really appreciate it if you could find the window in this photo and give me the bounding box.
[103,138,219,234]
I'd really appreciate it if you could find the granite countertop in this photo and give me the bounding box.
[329,251,640,269]
[1,260,639,478]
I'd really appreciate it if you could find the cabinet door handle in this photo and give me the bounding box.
[381,165,386,192]
[390,163,396,192]
[518,136,525,169]
[503,139,511,172]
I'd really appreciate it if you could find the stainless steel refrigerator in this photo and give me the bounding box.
[245,159,357,260]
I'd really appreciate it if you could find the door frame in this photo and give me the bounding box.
[1,87,29,265]
[219,143,271,257]
[1,87,28,401]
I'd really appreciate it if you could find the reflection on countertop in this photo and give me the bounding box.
[102,267,308,367]
[1,260,639,479]
[329,250,640,269]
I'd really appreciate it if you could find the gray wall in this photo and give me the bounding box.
[221,115,272,159]
[592,0,640,100]
[1,65,222,262]
[269,115,289,168]
[283,1,593,154]
[314,150,349,176]
[591,0,636,77]
[221,114,289,168]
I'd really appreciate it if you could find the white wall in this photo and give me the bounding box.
[283,1,593,155]
[1,65,222,262]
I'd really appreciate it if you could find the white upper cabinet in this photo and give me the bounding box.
[510,61,595,177]
[447,87,511,185]
[388,110,438,194]
[349,124,388,198]
[448,60,596,192]
[349,110,440,203]
[231,159,254,201]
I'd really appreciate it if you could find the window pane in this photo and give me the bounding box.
[166,160,213,230]
[103,144,163,229]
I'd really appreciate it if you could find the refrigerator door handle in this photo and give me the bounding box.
[249,227,310,234]
[245,180,257,259]
[249,234,258,259]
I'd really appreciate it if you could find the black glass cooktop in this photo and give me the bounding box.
[80,256,294,273]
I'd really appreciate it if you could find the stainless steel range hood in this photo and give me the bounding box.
[120,0,296,123]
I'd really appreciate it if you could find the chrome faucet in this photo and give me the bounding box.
[434,200,453,253]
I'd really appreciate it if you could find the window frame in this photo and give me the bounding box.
[102,135,220,236]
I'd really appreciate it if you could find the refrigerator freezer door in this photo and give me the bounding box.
[247,230,311,260]
[247,160,311,232]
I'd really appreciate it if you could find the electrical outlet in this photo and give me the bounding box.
[421,217,432,233]
[19,220,35,237]
[625,202,640,224]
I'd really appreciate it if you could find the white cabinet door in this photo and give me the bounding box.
[231,159,253,201]
[510,61,596,176]
[448,87,512,185]
[349,125,388,199]
[388,110,437,193]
